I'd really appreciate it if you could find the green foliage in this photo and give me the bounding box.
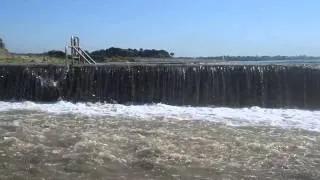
[46,50,66,58]
[90,47,172,62]
[0,55,66,64]
[0,38,5,49]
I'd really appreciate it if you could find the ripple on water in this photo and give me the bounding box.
[0,105,320,179]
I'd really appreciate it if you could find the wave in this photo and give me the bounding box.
[0,101,320,132]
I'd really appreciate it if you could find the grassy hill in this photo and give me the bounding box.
[0,54,66,64]
[0,41,65,64]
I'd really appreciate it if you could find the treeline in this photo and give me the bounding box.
[46,50,66,58]
[43,47,174,61]
[200,55,320,61]
[91,47,173,61]
[44,50,320,62]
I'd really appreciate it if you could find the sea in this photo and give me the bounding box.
[0,60,320,179]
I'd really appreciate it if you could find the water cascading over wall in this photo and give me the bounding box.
[0,64,320,109]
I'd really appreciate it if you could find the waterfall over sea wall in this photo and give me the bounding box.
[0,64,320,109]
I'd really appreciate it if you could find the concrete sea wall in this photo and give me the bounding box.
[0,63,320,109]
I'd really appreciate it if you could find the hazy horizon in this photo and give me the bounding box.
[1,0,320,57]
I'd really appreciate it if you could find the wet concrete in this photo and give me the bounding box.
[1,63,320,109]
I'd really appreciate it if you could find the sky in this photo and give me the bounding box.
[1,0,320,57]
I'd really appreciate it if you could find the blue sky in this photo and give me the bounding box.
[1,0,320,56]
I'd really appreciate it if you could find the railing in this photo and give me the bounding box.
[65,36,96,65]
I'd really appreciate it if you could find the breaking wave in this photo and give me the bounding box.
[0,101,320,132]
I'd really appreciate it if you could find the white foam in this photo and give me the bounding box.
[0,101,320,132]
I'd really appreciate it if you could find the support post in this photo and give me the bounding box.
[65,46,68,66]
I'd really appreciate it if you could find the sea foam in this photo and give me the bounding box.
[0,101,320,132]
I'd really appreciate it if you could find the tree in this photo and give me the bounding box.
[90,49,107,62]
[0,38,5,49]
[46,50,66,58]
[170,52,174,57]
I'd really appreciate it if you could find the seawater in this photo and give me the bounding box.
[0,101,320,179]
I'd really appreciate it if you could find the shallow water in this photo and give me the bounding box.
[0,102,320,179]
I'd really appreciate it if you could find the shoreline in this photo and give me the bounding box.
[0,61,320,68]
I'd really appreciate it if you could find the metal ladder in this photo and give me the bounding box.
[65,36,96,64]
